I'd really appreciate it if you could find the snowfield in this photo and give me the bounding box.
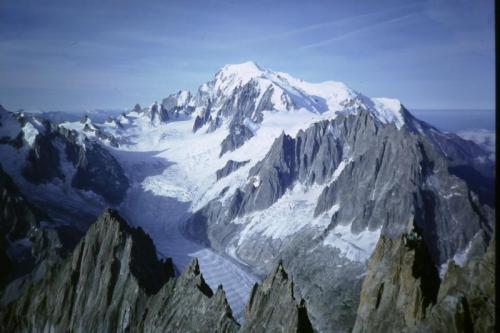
[114,144,258,322]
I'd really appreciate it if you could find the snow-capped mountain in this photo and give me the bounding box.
[0,62,494,332]
[24,109,127,124]
[190,62,407,156]
[0,106,128,223]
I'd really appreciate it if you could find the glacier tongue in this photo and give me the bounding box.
[115,143,259,322]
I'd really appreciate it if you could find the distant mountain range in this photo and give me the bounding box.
[18,109,126,124]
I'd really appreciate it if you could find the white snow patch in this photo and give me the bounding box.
[231,157,352,245]
[119,114,130,125]
[328,203,341,215]
[216,61,266,93]
[141,176,192,202]
[22,122,39,146]
[234,183,331,244]
[60,120,85,132]
[243,117,260,134]
[371,98,404,129]
[274,71,359,112]
[452,241,473,266]
[332,158,353,181]
[323,224,381,262]
[252,175,261,188]
[439,239,474,278]
[177,90,190,105]
[443,192,462,199]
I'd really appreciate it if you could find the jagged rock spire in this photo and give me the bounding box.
[240,260,313,333]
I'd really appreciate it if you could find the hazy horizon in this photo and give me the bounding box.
[6,104,494,134]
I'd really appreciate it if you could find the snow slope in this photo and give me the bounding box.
[113,139,258,322]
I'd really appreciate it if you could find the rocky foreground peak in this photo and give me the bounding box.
[0,209,313,333]
[0,209,236,332]
[353,222,495,333]
[242,259,313,333]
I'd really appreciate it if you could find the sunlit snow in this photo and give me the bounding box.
[323,225,381,262]
[21,122,39,146]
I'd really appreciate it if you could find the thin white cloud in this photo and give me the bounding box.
[234,2,420,46]
[299,13,417,50]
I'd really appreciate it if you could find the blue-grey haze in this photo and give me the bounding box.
[0,0,495,112]
[412,109,495,132]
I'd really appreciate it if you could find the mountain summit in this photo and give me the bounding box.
[0,62,494,332]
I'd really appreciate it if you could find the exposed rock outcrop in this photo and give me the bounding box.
[22,129,65,183]
[0,108,130,205]
[143,92,194,125]
[191,71,275,154]
[353,223,495,333]
[199,109,493,265]
[415,228,495,333]
[216,160,250,180]
[190,109,493,331]
[0,208,315,332]
[0,165,40,243]
[0,209,240,333]
[66,140,129,205]
[240,261,313,333]
[161,90,194,119]
[0,164,80,294]
[353,222,440,332]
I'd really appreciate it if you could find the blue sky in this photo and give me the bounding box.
[0,0,495,112]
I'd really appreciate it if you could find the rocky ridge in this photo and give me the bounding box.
[241,260,313,333]
[0,209,313,333]
[0,164,81,296]
[0,106,129,206]
[189,107,493,331]
[353,222,495,333]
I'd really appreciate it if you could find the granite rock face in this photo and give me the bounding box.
[0,107,129,205]
[22,129,66,183]
[416,228,495,333]
[67,140,129,205]
[191,70,279,155]
[0,209,239,333]
[216,160,250,180]
[200,109,493,264]
[240,261,313,333]
[0,209,314,333]
[189,108,494,332]
[0,165,40,244]
[352,222,440,332]
[144,91,194,124]
[353,223,495,333]
[0,164,80,294]
[55,124,129,205]
[161,90,195,119]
